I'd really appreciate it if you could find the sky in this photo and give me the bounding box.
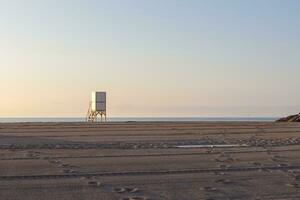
[0,0,300,117]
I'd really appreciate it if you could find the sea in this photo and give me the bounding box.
[0,117,278,123]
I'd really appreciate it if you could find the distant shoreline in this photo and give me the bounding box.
[0,117,278,123]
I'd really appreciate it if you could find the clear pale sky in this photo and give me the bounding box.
[1,0,300,117]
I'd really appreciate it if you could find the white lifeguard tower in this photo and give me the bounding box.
[86,91,107,122]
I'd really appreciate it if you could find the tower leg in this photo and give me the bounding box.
[87,110,107,123]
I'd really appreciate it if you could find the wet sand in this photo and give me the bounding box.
[1,121,300,200]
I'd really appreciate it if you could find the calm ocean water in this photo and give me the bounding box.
[0,117,278,123]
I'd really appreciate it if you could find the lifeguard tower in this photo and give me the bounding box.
[86,91,107,122]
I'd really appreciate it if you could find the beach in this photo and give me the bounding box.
[1,121,300,200]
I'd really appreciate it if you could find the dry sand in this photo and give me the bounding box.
[1,121,300,200]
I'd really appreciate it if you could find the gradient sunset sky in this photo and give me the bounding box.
[1,0,300,117]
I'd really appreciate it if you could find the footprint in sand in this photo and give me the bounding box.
[277,163,289,167]
[115,187,126,193]
[120,197,148,200]
[214,171,226,176]
[49,160,80,173]
[61,169,77,174]
[219,164,231,169]
[292,174,300,181]
[286,182,299,188]
[114,187,139,194]
[215,157,234,162]
[201,186,217,191]
[87,181,102,187]
[214,178,232,184]
[252,162,262,166]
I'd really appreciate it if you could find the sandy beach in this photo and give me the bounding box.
[1,121,300,200]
